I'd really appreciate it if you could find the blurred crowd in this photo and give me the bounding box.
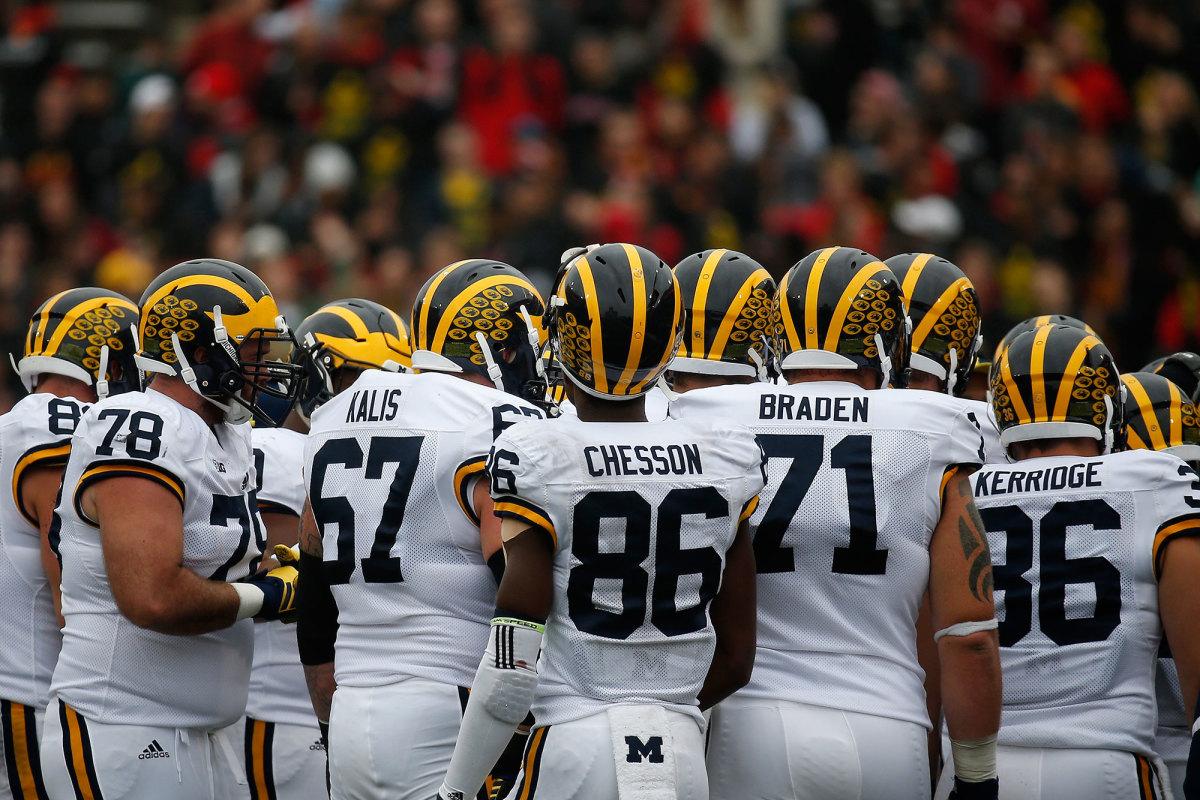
[3,0,1200,404]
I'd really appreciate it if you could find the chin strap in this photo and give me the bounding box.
[945,348,959,395]
[8,354,26,393]
[520,307,544,383]
[170,330,251,425]
[748,347,768,382]
[95,345,111,399]
[475,331,505,393]
[1101,393,1115,454]
[874,333,893,389]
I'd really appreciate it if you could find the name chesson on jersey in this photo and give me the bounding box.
[305,369,541,690]
[973,448,1200,756]
[0,393,84,709]
[246,426,311,728]
[488,415,765,727]
[51,388,262,728]
[669,381,984,728]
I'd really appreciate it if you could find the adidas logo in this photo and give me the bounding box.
[138,740,170,759]
[308,740,326,752]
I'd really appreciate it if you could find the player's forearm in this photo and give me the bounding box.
[304,662,336,723]
[938,630,1001,740]
[698,650,753,711]
[114,567,240,635]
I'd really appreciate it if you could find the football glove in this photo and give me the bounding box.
[239,559,299,622]
[948,777,999,800]
[274,543,300,567]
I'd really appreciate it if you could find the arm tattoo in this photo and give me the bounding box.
[956,478,994,603]
[299,505,323,558]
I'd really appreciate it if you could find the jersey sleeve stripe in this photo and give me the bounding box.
[1153,513,1200,579]
[11,440,72,526]
[493,498,557,547]
[454,457,488,527]
[939,465,963,503]
[257,500,299,518]
[74,461,185,526]
[739,495,759,523]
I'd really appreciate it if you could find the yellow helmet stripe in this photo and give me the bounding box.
[1126,425,1150,450]
[43,297,138,355]
[1167,379,1183,446]
[899,253,935,310]
[710,267,772,361]
[689,249,726,358]
[999,350,1032,424]
[614,243,648,394]
[416,259,472,349]
[1052,334,1102,419]
[32,290,73,354]
[1028,324,1054,422]
[910,277,971,354]
[1125,375,1167,450]
[143,274,257,314]
[805,247,838,349]
[825,261,887,352]
[431,274,538,353]
[319,305,372,340]
[629,275,681,395]
[573,254,609,394]
[777,269,802,352]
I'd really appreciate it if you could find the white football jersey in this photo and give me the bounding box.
[246,426,315,727]
[490,415,765,727]
[0,392,85,708]
[307,370,542,689]
[956,396,1004,464]
[669,381,984,728]
[972,448,1200,755]
[1155,653,1188,765]
[51,388,261,729]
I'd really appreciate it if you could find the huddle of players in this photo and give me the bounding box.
[0,244,1197,800]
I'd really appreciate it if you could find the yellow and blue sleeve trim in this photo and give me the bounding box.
[494,496,557,548]
[74,459,185,526]
[1153,512,1200,579]
[12,439,72,526]
[739,495,759,523]
[454,456,488,526]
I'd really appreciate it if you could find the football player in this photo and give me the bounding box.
[435,243,764,800]
[991,314,1096,369]
[672,246,1002,800]
[665,248,777,394]
[939,325,1200,799]
[243,299,413,800]
[301,260,547,800]
[888,253,1002,464]
[1119,370,1200,799]
[41,260,305,800]
[1144,352,1200,403]
[0,288,138,799]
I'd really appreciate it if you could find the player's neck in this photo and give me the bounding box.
[904,371,945,393]
[147,375,226,427]
[785,368,880,390]
[33,374,96,403]
[569,389,647,422]
[670,372,753,394]
[1010,437,1103,460]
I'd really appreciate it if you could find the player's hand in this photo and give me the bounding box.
[948,776,998,799]
[274,543,300,566]
[240,561,298,622]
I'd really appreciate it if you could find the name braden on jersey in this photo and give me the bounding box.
[758,393,869,423]
[975,462,1103,497]
[583,443,703,477]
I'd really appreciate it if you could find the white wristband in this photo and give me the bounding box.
[232,583,265,620]
[951,734,998,782]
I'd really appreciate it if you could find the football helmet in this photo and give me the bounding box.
[135,259,305,425]
[14,287,140,399]
[1142,351,1200,403]
[409,259,547,404]
[990,324,1122,453]
[671,248,776,380]
[550,242,682,401]
[992,314,1095,367]
[887,253,981,396]
[1120,371,1200,467]
[775,246,909,387]
[294,298,412,420]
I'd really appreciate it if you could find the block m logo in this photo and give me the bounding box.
[624,735,665,763]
